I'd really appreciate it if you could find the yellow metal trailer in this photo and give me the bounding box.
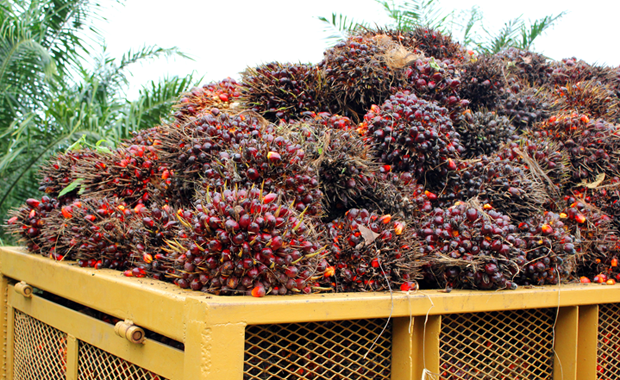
[0,246,618,379]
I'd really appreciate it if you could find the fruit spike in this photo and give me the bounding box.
[322,208,421,292]
[319,33,414,119]
[409,26,466,61]
[495,47,552,88]
[156,109,270,205]
[38,149,102,201]
[416,201,521,290]
[5,195,61,257]
[399,56,469,126]
[240,62,323,123]
[533,112,620,184]
[514,212,580,286]
[458,55,506,112]
[198,130,323,217]
[173,78,241,122]
[548,79,620,123]
[168,187,329,296]
[361,90,464,183]
[457,111,516,158]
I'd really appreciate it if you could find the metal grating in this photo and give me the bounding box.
[439,309,555,380]
[244,319,392,379]
[598,303,620,380]
[77,341,168,380]
[13,310,67,380]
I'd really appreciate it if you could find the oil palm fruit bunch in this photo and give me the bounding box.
[38,149,101,201]
[126,125,168,147]
[410,26,466,61]
[322,208,420,292]
[298,111,355,131]
[6,196,61,257]
[241,62,323,123]
[371,170,437,219]
[198,131,323,217]
[458,55,506,111]
[569,176,620,229]
[319,34,411,118]
[296,120,378,212]
[173,78,241,121]
[457,111,516,158]
[157,109,269,204]
[360,91,464,183]
[495,47,552,87]
[514,212,580,286]
[549,57,614,86]
[167,187,329,296]
[401,57,469,124]
[560,196,620,282]
[436,155,550,222]
[548,80,620,123]
[497,87,551,129]
[124,203,181,281]
[534,113,620,184]
[416,201,520,290]
[76,143,169,207]
[40,197,135,270]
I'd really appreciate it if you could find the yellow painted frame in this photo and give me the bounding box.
[0,246,618,379]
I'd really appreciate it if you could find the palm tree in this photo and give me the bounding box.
[0,0,194,241]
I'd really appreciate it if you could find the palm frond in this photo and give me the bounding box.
[317,13,369,46]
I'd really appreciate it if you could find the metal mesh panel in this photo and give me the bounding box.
[598,303,620,380]
[439,309,555,380]
[77,341,168,380]
[244,319,391,379]
[13,310,67,380]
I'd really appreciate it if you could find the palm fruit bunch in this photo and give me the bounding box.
[436,154,550,222]
[156,109,268,204]
[124,203,180,281]
[289,115,377,213]
[495,47,552,87]
[416,201,521,290]
[166,188,329,296]
[497,87,551,129]
[514,212,580,286]
[6,196,61,257]
[38,149,102,202]
[360,91,464,182]
[410,26,467,61]
[458,55,506,111]
[240,62,323,123]
[319,34,411,118]
[457,111,516,158]
[322,208,419,292]
[533,113,620,184]
[370,170,438,219]
[548,79,620,123]
[126,125,167,147]
[75,143,169,207]
[198,131,323,217]
[173,78,240,121]
[39,197,136,270]
[401,57,469,124]
[569,176,620,229]
[549,57,614,86]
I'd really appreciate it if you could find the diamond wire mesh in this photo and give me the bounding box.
[244,319,392,379]
[13,310,67,380]
[597,303,620,380]
[439,309,555,380]
[77,341,168,380]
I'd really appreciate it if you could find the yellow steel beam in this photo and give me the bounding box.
[0,247,188,342]
[7,285,184,380]
[0,275,7,380]
[554,306,578,380]
[391,317,414,380]
[66,334,78,380]
[577,305,598,380]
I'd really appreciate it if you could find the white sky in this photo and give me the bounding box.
[95,0,620,99]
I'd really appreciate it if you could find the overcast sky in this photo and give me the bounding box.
[95,0,620,99]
